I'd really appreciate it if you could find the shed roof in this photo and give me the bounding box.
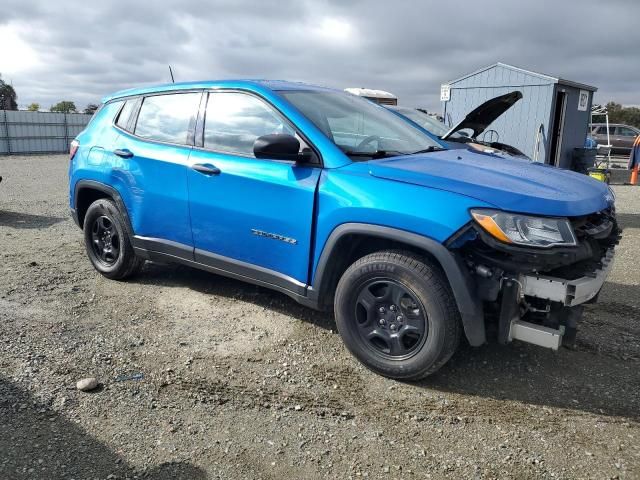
[447,62,597,92]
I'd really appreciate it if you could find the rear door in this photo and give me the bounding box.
[112,91,202,250]
[186,90,321,287]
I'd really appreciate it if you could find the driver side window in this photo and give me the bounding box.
[204,92,298,157]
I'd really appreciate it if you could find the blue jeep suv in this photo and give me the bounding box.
[69,80,619,379]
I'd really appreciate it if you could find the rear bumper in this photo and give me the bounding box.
[520,248,615,307]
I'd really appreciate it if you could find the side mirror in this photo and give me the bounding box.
[253,134,310,162]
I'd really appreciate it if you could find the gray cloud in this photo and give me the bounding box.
[1,0,638,111]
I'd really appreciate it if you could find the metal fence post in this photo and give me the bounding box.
[63,113,69,151]
[2,110,10,155]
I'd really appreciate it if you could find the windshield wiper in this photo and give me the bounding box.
[409,146,446,155]
[344,150,406,159]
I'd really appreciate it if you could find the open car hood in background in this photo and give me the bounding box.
[442,91,523,140]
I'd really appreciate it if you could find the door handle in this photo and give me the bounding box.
[191,163,221,175]
[113,148,133,158]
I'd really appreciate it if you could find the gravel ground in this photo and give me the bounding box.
[1,154,638,480]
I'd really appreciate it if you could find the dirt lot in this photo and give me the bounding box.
[1,154,638,479]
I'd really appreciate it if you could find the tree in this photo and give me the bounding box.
[50,101,77,114]
[83,103,99,115]
[0,73,18,110]
[605,102,640,129]
[27,103,40,112]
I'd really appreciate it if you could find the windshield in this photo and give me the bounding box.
[280,91,444,159]
[391,107,463,139]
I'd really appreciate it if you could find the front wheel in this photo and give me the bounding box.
[83,198,144,280]
[334,250,461,380]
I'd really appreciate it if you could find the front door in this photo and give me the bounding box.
[187,90,321,287]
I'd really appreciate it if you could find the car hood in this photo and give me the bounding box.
[442,91,523,140]
[368,149,612,217]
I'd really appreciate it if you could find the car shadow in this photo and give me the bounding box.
[0,210,65,229]
[134,262,336,332]
[0,376,208,479]
[420,340,639,421]
[132,265,638,420]
[421,280,640,421]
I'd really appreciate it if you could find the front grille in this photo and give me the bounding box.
[547,209,621,280]
[571,209,616,240]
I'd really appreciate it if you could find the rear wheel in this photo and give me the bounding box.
[334,250,461,380]
[83,198,143,280]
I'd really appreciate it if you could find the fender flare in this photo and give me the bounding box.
[310,223,486,346]
[72,180,135,238]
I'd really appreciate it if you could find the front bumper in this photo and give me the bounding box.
[499,247,616,350]
[451,208,620,349]
[520,247,615,307]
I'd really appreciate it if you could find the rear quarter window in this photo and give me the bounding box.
[134,93,201,144]
[115,99,138,132]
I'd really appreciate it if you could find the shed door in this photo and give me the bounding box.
[549,91,567,166]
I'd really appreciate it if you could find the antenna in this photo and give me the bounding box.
[168,65,175,83]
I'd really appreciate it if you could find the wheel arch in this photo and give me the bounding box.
[73,180,135,238]
[309,223,486,346]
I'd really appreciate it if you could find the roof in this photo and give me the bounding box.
[447,62,597,92]
[102,79,336,103]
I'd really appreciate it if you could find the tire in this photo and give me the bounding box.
[83,198,144,280]
[334,250,461,380]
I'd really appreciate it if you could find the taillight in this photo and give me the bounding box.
[70,139,79,161]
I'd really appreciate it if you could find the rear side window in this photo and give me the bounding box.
[134,93,200,144]
[203,92,296,156]
[115,99,137,131]
[617,126,638,137]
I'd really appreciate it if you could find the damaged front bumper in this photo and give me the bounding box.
[452,209,621,350]
[507,247,615,349]
[520,247,615,308]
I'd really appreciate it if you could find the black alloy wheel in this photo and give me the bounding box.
[353,279,427,360]
[334,250,461,380]
[90,215,121,266]
[83,198,144,280]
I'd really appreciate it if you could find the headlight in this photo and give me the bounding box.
[470,209,577,248]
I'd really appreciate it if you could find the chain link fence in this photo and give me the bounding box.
[0,110,92,155]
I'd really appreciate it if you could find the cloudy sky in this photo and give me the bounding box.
[1,0,638,112]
